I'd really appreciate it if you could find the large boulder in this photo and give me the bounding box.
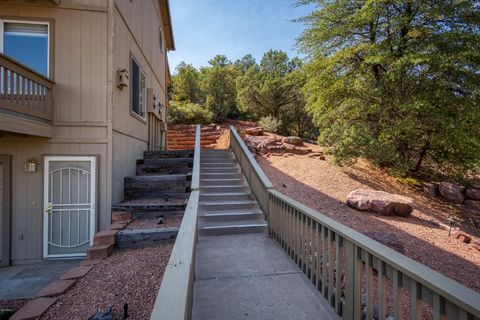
[422,182,439,198]
[464,199,480,212]
[347,189,414,217]
[245,127,264,136]
[466,188,480,200]
[438,182,465,204]
[283,136,303,146]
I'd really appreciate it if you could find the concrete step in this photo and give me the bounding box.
[199,200,259,212]
[201,163,240,168]
[201,178,244,186]
[200,158,236,164]
[200,185,250,193]
[112,202,186,214]
[200,192,252,201]
[200,172,242,179]
[198,209,263,222]
[199,220,267,236]
[201,168,241,174]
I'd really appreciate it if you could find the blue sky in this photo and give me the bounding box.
[167,0,314,72]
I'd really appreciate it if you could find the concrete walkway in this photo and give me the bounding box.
[192,233,340,320]
[0,260,79,298]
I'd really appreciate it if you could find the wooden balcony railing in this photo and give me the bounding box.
[229,125,480,320]
[0,53,54,123]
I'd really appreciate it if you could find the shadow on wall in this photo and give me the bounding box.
[257,155,480,293]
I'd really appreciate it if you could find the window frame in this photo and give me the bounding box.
[130,54,147,122]
[0,18,52,78]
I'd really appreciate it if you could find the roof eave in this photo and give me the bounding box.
[159,0,175,51]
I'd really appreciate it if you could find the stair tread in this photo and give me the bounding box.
[200,192,251,196]
[199,210,262,217]
[199,219,267,228]
[200,200,257,205]
[201,184,249,188]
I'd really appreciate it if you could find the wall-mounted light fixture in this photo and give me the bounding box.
[24,158,37,173]
[117,69,129,89]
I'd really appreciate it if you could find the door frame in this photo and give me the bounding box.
[43,156,97,259]
[0,155,11,267]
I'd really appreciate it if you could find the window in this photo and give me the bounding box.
[131,56,146,119]
[0,20,49,77]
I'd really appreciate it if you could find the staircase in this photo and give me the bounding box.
[113,150,193,219]
[198,149,267,235]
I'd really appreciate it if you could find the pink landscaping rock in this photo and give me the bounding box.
[438,182,465,204]
[464,199,480,212]
[245,127,263,136]
[283,136,303,146]
[466,188,480,200]
[347,189,414,217]
[422,182,439,198]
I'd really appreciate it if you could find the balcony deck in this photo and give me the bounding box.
[0,53,54,137]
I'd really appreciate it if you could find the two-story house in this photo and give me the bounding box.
[0,0,174,265]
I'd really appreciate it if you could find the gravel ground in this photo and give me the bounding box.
[0,299,29,312]
[257,149,480,293]
[125,215,183,230]
[42,244,173,320]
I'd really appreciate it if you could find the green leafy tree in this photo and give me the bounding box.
[298,0,480,174]
[281,68,316,139]
[234,54,257,74]
[171,62,204,104]
[237,50,297,121]
[201,57,238,122]
[168,101,213,124]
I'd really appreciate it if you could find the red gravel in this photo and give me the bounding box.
[42,244,173,320]
[0,299,29,312]
[126,215,183,230]
[257,151,480,293]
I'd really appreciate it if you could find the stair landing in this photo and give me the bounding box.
[192,233,339,320]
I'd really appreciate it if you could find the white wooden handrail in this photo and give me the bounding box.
[150,125,201,320]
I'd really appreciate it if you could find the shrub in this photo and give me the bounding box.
[168,101,213,124]
[259,116,282,133]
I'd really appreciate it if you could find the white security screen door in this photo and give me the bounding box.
[44,156,96,258]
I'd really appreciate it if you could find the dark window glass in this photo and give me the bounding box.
[131,57,146,118]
